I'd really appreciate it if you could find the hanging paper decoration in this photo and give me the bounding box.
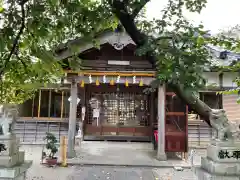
[133,76,136,84]
[96,77,100,86]
[110,78,115,86]
[89,75,93,83]
[116,75,120,83]
[139,78,143,86]
[103,75,106,83]
[125,79,129,87]
[80,80,85,88]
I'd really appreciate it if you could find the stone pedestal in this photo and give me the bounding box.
[194,140,240,180]
[0,134,32,180]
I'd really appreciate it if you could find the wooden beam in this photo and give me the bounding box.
[38,90,41,118]
[65,70,155,77]
[61,91,64,119]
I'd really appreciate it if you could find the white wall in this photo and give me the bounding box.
[202,72,220,86]
[222,72,238,88]
[202,72,238,88]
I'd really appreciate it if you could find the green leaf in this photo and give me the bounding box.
[197,36,205,46]
[0,7,4,13]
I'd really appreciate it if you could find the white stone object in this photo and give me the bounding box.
[194,109,240,180]
[0,105,32,180]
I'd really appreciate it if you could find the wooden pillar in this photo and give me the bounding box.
[157,84,167,161]
[61,91,64,119]
[219,73,223,109]
[31,95,35,118]
[67,79,78,158]
[150,92,155,142]
[48,90,52,118]
[37,90,41,118]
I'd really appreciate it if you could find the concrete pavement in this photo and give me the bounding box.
[19,144,205,180]
[69,166,197,180]
[67,141,192,168]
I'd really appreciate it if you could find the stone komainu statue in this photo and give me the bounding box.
[0,104,18,135]
[210,109,240,141]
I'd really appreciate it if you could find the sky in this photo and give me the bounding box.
[146,0,240,34]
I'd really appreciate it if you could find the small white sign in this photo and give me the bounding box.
[107,60,130,66]
[68,96,80,104]
[93,108,100,118]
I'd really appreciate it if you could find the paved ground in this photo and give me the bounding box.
[26,165,198,180]
[20,143,206,180]
[68,141,192,167]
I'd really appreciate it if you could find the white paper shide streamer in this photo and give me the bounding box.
[89,75,93,83]
[116,75,120,83]
[133,76,136,84]
[103,75,106,83]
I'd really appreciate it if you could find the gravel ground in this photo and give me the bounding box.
[21,145,203,180]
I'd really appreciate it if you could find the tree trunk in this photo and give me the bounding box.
[169,84,211,126]
[110,1,213,126]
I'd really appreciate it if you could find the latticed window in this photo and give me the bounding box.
[87,92,149,127]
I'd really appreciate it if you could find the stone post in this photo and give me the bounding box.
[67,79,78,158]
[0,104,32,180]
[195,140,240,180]
[157,85,167,161]
[194,109,240,179]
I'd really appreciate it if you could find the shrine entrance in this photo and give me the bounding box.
[84,84,152,141]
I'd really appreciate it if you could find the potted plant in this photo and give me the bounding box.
[43,132,58,166]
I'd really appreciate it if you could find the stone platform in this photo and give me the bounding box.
[67,141,191,168]
[0,134,32,180]
[194,140,240,180]
[195,167,240,180]
[0,161,32,180]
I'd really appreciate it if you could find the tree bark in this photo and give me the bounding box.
[169,84,211,126]
[110,0,212,126]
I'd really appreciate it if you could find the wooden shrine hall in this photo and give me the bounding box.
[18,30,189,159]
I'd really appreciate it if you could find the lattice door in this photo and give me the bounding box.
[86,91,149,127]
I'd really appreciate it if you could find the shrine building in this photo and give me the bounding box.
[17,29,240,157]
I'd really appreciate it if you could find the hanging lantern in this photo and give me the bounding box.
[133,76,136,84]
[110,78,115,86]
[103,75,106,83]
[139,78,143,86]
[96,77,100,86]
[80,80,85,88]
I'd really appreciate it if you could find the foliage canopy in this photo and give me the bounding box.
[0,0,239,113]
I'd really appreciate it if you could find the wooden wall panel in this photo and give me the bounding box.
[223,94,240,122]
[78,43,154,71]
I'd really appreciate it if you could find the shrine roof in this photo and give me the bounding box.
[55,29,240,68]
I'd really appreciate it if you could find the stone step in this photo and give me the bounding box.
[201,157,240,176]
[194,166,240,180]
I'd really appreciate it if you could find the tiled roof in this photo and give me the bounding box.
[207,44,240,67]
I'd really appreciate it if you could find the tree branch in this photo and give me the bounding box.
[132,0,150,18]
[109,0,212,126]
[169,84,211,126]
[0,1,27,77]
[16,54,28,72]
[109,0,156,66]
